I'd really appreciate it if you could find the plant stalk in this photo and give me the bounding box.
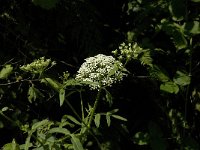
[88,88,102,128]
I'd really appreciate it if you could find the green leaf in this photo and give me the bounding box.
[48,127,70,135]
[32,0,59,9]
[169,0,186,21]
[1,107,9,112]
[195,103,200,112]
[133,132,150,145]
[160,82,179,94]
[28,86,37,103]
[173,71,191,86]
[0,121,4,128]
[25,134,32,150]
[64,79,82,87]
[0,64,13,79]
[105,89,113,106]
[150,65,170,82]
[108,63,119,77]
[41,78,61,92]
[173,29,188,50]
[59,88,65,106]
[111,115,127,121]
[70,134,84,150]
[94,114,101,128]
[31,119,49,130]
[139,50,153,66]
[161,20,187,50]
[106,114,111,127]
[2,139,20,150]
[80,80,99,87]
[63,115,81,125]
[191,0,200,2]
[108,109,119,115]
[182,21,200,35]
[27,86,44,103]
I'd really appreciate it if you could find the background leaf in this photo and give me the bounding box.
[71,134,84,150]
[148,122,168,150]
[32,0,59,9]
[0,64,13,79]
[133,132,149,145]
[160,82,179,94]
[169,0,186,21]
[182,21,200,35]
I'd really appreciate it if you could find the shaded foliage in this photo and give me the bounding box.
[0,0,200,149]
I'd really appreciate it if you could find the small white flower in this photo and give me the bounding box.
[76,54,126,90]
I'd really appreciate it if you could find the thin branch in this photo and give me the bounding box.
[0,79,40,86]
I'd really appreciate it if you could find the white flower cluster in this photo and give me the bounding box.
[112,42,143,61]
[76,54,126,90]
[20,57,56,74]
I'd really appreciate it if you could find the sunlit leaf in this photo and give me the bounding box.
[108,109,119,114]
[2,139,20,150]
[64,79,82,87]
[27,86,37,103]
[71,134,84,150]
[59,88,65,106]
[25,134,32,150]
[108,63,118,77]
[195,103,200,112]
[173,71,191,86]
[48,127,70,135]
[27,85,44,103]
[111,115,127,121]
[105,89,113,106]
[94,114,101,128]
[0,64,13,79]
[139,50,153,66]
[32,119,49,130]
[106,114,111,127]
[160,82,179,94]
[41,78,61,92]
[1,107,9,112]
[63,115,81,125]
[182,21,200,35]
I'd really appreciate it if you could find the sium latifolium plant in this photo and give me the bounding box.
[1,54,128,150]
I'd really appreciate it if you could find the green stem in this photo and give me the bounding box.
[88,88,102,128]
[65,91,102,149]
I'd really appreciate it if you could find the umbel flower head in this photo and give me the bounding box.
[20,57,56,74]
[75,54,126,90]
[112,42,152,66]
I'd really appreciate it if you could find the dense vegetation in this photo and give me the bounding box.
[0,0,200,149]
